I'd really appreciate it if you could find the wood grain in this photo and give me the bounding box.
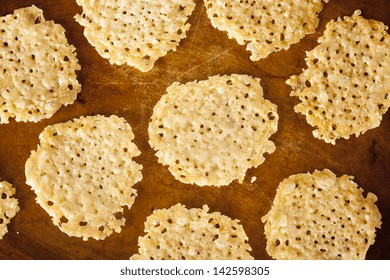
[0,0,389,260]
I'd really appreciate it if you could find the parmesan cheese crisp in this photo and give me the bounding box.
[262,169,382,259]
[0,6,81,123]
[75,0,195,72]
[131,203,253,260]
[287,11,390,144]
[204,0,329,60]
[0,180,19,239]
[149,74,278,187]
[25,115,143,241]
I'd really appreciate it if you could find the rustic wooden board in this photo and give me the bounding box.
[0,0,389,260]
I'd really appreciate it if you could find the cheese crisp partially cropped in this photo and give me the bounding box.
[75,0,195,72]
[204,0,329,60]
[262,169,382,260]
[25,115,143,241]
[0,6,81,124]
[148,74,278,187]
[287,10,390,144]
[131,203,253,260]
[0,180,19,239]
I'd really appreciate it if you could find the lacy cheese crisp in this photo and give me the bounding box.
[0,6,81,123]
[75,0,195,72]
[131,203,253,260]
[204,0,329,60]
[0,180,19,239]
[149,74,278,187]
[287,11,390,144]
[262,169,382,259]
[25,115,143,241]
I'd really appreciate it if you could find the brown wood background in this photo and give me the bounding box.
[0,0,389,260]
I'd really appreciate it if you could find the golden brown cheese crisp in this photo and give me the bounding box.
[0,180,19,239]
[75,0,195,72]
[148,74,278,187]
[131,203,253,260]
[287,10,390,144]
[25,115,143,241]
[262,169,382,259]
[0,6,81,123]
[204,0,329,60]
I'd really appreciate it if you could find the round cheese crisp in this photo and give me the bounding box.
[204,0,329,60]
[262,169,382,260]
[148,74,278,187]
[0,180,20,239]
[287,10,390,144]
[0,6,81,124]
[131,203,253,260]
[75,0,195,72]
[25,115,143,241]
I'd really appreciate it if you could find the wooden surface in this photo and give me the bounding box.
[0,0,389,260]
